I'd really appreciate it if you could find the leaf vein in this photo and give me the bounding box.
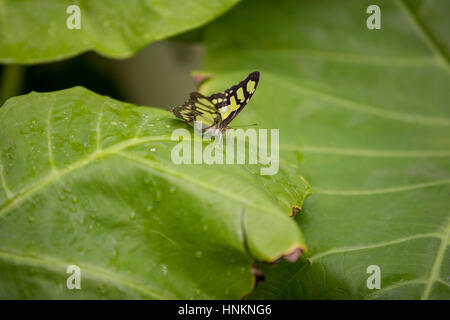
[281,145,450,158]
[0,247,174,299]
[0,135,173,220]
[367,279,427,299]
[115,151,278,215]
[276,232,440,297]
[47,105,56,171]
[95,105,104,151]
[314,179,450,196]
[264,72,450,126]
[0,164,13,199]
[215,48,439,67]
[396,0,449,73]
[309,232,441,261]
[134,115,150,138]
[421,220,450,299]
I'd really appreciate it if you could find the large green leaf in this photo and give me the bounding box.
[0,0,240,64]
[0,87,310,299]
[199,0,450,299]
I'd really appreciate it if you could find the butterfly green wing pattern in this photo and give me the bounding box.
[172,71,260,131]
[172,92,222,129]
[209,71,260,128]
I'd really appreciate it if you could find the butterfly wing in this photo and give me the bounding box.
[172,92,222,129]
[209,71,260,128]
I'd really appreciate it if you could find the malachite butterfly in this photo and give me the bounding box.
[172,71,260,132]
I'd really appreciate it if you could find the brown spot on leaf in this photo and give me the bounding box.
[291,206,301,217]
[283,248,303,263]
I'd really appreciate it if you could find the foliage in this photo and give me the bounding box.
[0,0,240,63]
[200,0,450,299]
[0,87,309,299]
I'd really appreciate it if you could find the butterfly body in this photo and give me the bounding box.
[172,71,260,132]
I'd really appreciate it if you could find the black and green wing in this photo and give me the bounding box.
[172,92,222,129]
[172,71,260,131]
[208,71,260,128]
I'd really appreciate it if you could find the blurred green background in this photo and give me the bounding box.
[0,39,203,108]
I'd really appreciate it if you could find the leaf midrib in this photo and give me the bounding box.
[0,135,281,220]
[0,135,172,219]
